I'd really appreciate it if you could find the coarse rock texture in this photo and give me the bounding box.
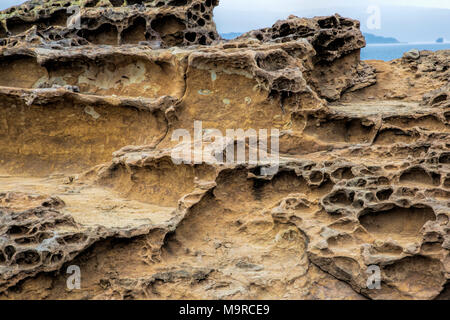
[0,1,448,300]
[0,0,220,47]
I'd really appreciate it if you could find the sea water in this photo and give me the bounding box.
[361,43,450,61]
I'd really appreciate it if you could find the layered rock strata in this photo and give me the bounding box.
[0,0,448,300]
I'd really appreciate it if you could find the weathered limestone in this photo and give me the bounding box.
[0,0,448,300]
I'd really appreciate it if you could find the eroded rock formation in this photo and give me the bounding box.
[0,0,448,300]
[0,0,219,47]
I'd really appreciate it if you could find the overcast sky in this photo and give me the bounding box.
[1,0,449,42]
[215,0,450,11]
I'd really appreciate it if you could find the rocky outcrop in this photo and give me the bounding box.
[239,14,376,100]
[341,49,450,102]
[0,0,219,47]
[423,83,450,107]
[0,0,448,300]
[240,14,366,62]
[0,189,176,292]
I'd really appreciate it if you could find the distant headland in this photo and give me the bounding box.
[363,33,400,44]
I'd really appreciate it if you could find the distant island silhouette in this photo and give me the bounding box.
[436,37,444,43]
[363,33,400,44]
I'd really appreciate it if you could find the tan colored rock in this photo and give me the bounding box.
[239,14,376,101]
[0,0,448,300]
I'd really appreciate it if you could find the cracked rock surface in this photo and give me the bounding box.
[0,0,449,300]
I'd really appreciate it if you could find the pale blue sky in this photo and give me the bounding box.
[216,0,450,11]
[1,0,22,8]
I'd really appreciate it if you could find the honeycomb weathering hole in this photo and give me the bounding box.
[121,17,147,44]
[376,188,394,201]
[439,153,450,164]
[78,23,119,45]
[151,15,186,46]
[399,167,441,187]
[359,205,436,240]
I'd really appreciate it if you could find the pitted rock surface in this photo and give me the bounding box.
[0,0,448,300]
[0,0,219,47]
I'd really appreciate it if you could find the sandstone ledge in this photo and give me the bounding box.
[0,0,448,300]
